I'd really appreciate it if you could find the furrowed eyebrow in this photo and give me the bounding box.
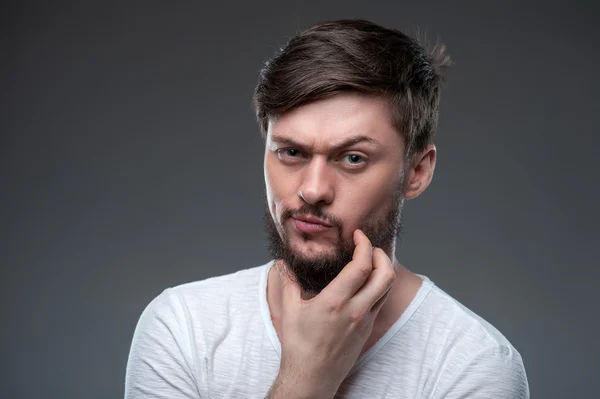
[270,135,381,153]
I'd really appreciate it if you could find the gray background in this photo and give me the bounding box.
[2,1,598,398]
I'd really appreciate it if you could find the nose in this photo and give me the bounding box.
[298,157,334,205]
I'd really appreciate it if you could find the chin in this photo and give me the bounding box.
[289,239,337,259]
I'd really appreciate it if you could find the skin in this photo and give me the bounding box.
[263,92,437,398]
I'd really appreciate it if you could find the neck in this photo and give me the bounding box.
[267,253,423,354]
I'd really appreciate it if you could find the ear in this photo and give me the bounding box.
[403,144,437,200]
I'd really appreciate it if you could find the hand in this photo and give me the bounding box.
[267,229,396,399]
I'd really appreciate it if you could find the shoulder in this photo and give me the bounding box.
[169,262,269,309]
[125,262,272,397]
[415,279,530,398]
[139,262,270,328]
[421,282,515,347]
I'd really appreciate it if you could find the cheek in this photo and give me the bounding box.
[345,174,393,211]
[264,156,282,198]
[339,175,397,229]
[264,156,297,219]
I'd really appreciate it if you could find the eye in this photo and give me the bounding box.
[283,149,300,157]
[276,148,303,162]
[342,154,366,166]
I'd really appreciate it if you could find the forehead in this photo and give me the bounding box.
[267,92,403,151]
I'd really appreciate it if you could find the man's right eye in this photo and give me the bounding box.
[277,149,301,158]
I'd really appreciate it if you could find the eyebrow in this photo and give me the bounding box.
[270,134,382,153]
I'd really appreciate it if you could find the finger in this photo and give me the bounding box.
[356,285,392,335]
[321,229,373,302]
[352,229,373,262]
[370,283,393,315]
[351,247,396,311]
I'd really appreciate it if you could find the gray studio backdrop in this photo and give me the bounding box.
[2,1,598,398]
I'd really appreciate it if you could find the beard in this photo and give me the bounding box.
[263,181,404,296]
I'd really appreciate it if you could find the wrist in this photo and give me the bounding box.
[267,372,335,399]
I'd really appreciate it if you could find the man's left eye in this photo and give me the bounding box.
[343,154,365,164]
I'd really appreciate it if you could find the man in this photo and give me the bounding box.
[125,19,529,398]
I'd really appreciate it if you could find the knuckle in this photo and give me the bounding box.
[349,308,367,324]
[326,298,344,314]
[383,268,396,286]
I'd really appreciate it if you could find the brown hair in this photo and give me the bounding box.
[252,19,452,165]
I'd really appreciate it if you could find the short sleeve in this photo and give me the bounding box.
[125,288,200,399]
[432,343,530,398]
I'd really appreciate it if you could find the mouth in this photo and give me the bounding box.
[291,217,332,234]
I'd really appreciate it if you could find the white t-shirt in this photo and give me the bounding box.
[125,261,529,398]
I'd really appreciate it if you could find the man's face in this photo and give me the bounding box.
[263,92,406,295]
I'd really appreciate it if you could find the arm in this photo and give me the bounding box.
[432,343,530,398]
[125,288,200,399]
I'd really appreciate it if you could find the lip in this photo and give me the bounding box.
[291,216,332,233]
[293,215,331,227]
